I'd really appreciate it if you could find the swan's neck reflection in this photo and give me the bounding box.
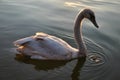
[71,58,86,80]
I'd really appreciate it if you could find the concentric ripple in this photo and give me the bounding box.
[86,52,106,65]
[79,38,114,80]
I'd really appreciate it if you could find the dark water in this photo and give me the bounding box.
[0,0,120,80]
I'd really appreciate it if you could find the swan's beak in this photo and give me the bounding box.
[91,18,99,28]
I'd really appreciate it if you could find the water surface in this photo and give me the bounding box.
[0,0,120,80]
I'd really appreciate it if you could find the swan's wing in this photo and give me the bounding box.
[38,35,73,54]
[14,32,77,60]
[34,32,77,59]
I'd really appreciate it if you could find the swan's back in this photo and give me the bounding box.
[14,32,78,60]
[35,32,77,55]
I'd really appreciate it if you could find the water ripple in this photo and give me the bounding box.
[80,38,114,80]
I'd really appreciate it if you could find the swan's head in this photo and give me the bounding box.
[13,32,49,55]
[81,9,99,28]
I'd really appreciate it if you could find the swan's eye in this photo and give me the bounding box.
[35,37,44,41]
[89,13,95,20]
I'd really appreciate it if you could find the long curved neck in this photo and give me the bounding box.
[74,12,87,55]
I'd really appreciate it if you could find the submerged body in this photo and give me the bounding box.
[14,9,99,60]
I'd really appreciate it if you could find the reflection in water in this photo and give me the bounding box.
[71,58,86,80]
[15,54,68,70]
[15,54,86,80]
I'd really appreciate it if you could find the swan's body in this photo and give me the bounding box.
[14,9,99,60]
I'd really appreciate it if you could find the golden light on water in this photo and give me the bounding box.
[64,1,94,8]
[64,2,80,7]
